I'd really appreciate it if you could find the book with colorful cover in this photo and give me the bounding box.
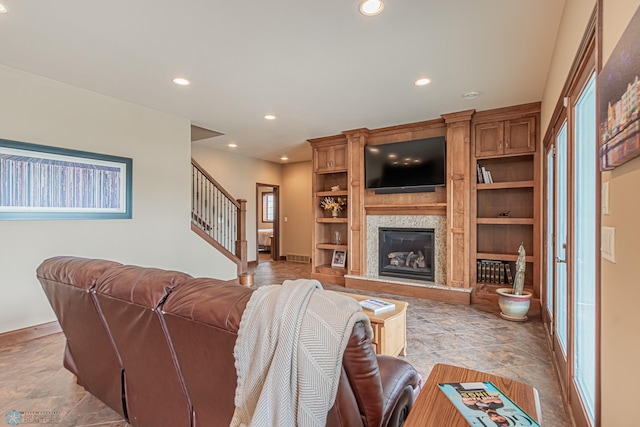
[359,298,395,314]
[438,381,540,427]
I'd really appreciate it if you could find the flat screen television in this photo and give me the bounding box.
[364,136,446,193]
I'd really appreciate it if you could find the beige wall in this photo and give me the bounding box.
[191,144,283,260]
[543,0,640,423]
[540,0,596,137]
[600,0,640,424]
[0,65,237,334]
[281,161,312,258]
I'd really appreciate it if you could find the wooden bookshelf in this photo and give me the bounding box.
[471,104,541,305]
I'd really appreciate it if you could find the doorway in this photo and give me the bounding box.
[543,65,597,425]
[256,183,279,264]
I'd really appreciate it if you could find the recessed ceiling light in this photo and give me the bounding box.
[462,91,480,100]
[280,156,289,161]
[264,115,277,120]
[359,0,384,16]
[414,78,431,87]
[0,4,7,13]
[172,77,190,86]
[228,143,237,148]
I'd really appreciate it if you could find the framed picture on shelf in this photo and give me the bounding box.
[331,249,347,268]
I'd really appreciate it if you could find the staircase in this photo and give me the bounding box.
[191,159,248,276]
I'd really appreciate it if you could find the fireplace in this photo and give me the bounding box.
[378,228,435,281]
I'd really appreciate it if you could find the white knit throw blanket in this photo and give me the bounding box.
[231,279,372,427]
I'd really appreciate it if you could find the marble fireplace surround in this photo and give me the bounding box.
[366,215,447,287]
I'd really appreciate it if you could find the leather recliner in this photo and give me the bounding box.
[37,256,422,427]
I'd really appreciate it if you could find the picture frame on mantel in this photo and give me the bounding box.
[0,138,133,220]
[331,249,347,268]
[598,4,640,171]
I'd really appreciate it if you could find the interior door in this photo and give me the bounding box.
[545,145,554,332]
[256,183,279,264]
[571,72,597,424]
[553,121,569,387]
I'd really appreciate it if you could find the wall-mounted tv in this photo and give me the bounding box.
[365,136,446,194]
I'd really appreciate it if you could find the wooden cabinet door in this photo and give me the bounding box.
[475,122,504,157]
[314,144,348,172]
[314,146,331,172]
[504,117,536,154]
[331,144,348,171]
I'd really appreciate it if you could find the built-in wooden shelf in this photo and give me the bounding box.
[316,190,348,197]
[476,252,534,263]
[315,264,347,275]
[476,217,534,225]
[316,243,348,250]
[477,180,535,190]
[316,217,348,223]
[365,203,447,216]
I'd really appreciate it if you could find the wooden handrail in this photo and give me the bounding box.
[191,159,241,209]
[191,159,248,275]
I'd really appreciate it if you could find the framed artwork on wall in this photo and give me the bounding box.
[0,138,133,220]
[598,5,640,171]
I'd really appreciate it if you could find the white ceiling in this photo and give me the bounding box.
[0,0,566,163]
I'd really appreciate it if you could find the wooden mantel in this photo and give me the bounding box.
[364,203,447,216]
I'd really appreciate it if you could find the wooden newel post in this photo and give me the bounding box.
[236,199,248,276]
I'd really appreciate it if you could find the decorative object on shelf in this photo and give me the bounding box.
[496,243,531,321]
[359,298,395,315]
[498,211,511,217]
[331,249,347,268]
[476,163,484,184]
[331,185,341,191]
[477,260,511,284]
[320,196,346,218]
[333,231,342,245]
[479,165,493,183]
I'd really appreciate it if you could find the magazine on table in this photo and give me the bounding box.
[438,381,540,427]
[359,298,395,314]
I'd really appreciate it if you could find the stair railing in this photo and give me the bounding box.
[191,159,248,275]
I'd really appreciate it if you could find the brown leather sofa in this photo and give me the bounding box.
[37,256,421,427]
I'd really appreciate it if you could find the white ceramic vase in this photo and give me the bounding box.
[496,288,532,321]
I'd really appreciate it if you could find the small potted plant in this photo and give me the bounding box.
[320,196,346,218]
[496,243,533,321]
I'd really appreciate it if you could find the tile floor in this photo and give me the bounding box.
[0,260,571,426]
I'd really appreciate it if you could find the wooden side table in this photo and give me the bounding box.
[337,292,408,357]
[404,364,541,427]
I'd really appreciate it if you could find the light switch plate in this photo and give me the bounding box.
[601,226,615,262]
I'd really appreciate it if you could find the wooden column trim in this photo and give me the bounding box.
[236,199,248,275]
[344,129,369,277]
[442,111,474,288]
[441,109,475,124]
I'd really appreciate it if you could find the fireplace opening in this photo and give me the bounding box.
[378,228,434,281]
